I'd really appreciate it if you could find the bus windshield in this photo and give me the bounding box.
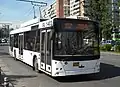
[54,19,99,56]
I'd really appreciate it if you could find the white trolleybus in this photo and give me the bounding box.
[9,18,100,77]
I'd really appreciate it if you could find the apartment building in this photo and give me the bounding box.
[111,0,119,29]
[42,0,70,19]
[42,0,119,28]
[42,0,89,19]
[70,0,88,17]
[42,2,56,19]
[111,0,120,41]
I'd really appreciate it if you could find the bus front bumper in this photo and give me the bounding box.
[53,67,100,77]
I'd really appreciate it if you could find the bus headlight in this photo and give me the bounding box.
[64,61,68,65]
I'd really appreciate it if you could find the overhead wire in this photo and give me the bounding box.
[23,7,33,17]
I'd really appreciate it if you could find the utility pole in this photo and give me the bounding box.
[16,0,47,19]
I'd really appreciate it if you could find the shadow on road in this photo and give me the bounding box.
[54,63,120,82]
[0,52,9,55]
[4,75,37,86]
[6,75,37,79]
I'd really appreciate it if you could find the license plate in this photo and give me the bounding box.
[73,62,79,67]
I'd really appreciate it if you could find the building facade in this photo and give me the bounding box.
[42,2,56,19]
[111,0,120,41]
[42,0,90,19]
[42,0,120,41]
[70,0,88,17]
[42,0,70,19]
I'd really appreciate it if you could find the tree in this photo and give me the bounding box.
[118,0,120,6]
[0,27,13,38]
[87,0,112,40]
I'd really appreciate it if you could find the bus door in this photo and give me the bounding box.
[40,30,46,70]
[18,33,23,60]
[40,30,52,73]
[46,30,52,73]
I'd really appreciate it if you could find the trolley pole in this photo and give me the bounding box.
[16,0,47,19]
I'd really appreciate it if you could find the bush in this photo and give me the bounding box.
[105,44,112,51]
[100,44,112,51]
[100,45,106,51]
[115,45,120,52]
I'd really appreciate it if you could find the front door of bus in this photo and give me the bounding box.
[41,30,46,70]
[41,30,52,73]
[18,33,23,60]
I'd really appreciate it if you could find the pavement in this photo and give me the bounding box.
[0,56,14,87]
[101,51,120,55]
[0,46,120,87]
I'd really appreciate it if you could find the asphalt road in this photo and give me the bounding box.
[0,46,120,87]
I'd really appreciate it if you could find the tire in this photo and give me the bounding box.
[14,50,17,61]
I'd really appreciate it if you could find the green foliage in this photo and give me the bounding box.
[0,28,12,38]
[87,0,112,40]
[115,45,120,52]
[100,44,112,51]
[105,44,112,51]
[100,45,106,51]
[118,0,120,6]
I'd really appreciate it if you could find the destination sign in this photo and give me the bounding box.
[63,22,88,31]
[54,18,95,32]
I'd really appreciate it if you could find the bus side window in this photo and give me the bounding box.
[41,33,45,51]
[24,30,36,51]
[26,39,31,50]
[34,30,40,52]
[36,42,40,52]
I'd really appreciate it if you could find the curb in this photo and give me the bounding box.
[101,52,120,55]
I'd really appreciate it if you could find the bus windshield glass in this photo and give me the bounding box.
[54,19,99,56]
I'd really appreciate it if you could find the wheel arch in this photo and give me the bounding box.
[33,55,37,66]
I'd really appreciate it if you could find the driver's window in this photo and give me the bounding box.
[55,33,62,50]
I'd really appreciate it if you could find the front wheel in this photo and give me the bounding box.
[33,58,39,73]
[14,50,17,61]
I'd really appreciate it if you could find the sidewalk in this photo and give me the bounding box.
[0,57,14,87]
[0,54,39,87]
[101,51,120,56]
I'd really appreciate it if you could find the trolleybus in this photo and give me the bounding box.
[9,18,100,76]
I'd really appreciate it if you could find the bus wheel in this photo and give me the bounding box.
[14,50,17,61]
[33,58,39,73]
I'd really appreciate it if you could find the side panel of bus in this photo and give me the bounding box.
[23,29,40,66]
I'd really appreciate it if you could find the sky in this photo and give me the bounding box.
[0,0,54,28]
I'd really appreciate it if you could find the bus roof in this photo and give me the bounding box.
[10,18,98,35]
[10,25,32,34]
[20,18,48,28]
[10,18,48,35]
